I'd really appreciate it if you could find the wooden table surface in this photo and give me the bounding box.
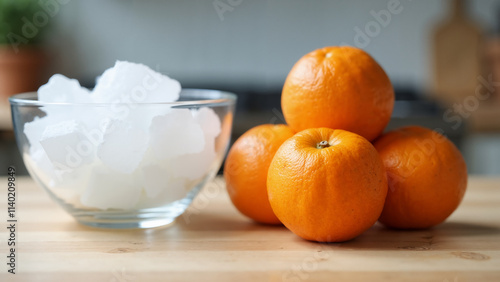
[1,176,499,282]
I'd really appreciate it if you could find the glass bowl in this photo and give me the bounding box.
[9,89,236,228]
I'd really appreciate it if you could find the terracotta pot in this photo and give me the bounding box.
[0,46,46,104]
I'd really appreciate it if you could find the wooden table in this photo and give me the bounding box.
[1,176,499,281]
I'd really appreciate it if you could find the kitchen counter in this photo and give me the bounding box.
[1,176,499,281]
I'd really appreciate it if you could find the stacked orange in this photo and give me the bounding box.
[224,46,467,242]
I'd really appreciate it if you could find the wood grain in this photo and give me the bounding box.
[0,176,499,282]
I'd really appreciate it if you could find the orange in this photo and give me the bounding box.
[224,124,295,224]
[267,128,388,242]
[281,46,394,141]
[373,126,468,229]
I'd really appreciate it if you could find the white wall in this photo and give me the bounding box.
[46,0,500,92]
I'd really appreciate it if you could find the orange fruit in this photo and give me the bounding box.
[373,126,468,229]
[267,128,388,242]
[281,46,394,141]
[224,124,295,224]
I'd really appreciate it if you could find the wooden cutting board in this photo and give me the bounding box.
[0,176,499,281]
[432,0,482,105]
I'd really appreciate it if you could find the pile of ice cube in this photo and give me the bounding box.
[23,61,222,210]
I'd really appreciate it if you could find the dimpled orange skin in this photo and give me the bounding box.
[281,46,394,141]
[224,124,295,224]
[267,128,388,242]
[373,126,468,229]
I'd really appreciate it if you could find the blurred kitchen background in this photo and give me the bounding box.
[1,0,500,175]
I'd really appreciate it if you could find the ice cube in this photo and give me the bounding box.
[40,120,96,169]
[25,148,87,190]
[26,149,92,207]
[126,105,173,131]
[75,106,114,138]
[37,105,83,129]
[92,61,180,104]
[38,74,91,103]
[152,177,187,203]
[25,108,90,154]
[193,107,221,138]
[171,135,217,180]
[141,164,187,200]
[24,116,57,152]
[37,75,96,129]
[33,105,109,145]
[169,108,221,180]
[97,120,148,173]
[23,149,57,187]
[135,164,189,209]
[53,163,93,193]
[149,109,205,159]
[81,168,141,210]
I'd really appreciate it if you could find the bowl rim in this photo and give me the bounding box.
[9,88,237,107]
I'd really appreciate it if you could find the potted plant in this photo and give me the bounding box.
[0,0,48,105]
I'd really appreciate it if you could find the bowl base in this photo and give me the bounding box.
[76,217,176,229]
[70,198,194,229]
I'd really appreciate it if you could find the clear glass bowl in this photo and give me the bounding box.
[9,89,236,228]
